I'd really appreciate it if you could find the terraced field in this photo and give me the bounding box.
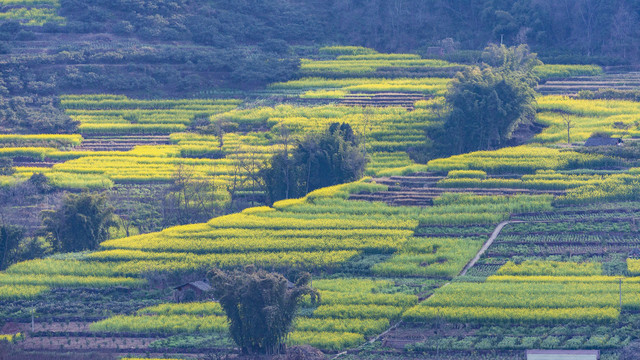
[4,46,640,359]
[537,72,640,95]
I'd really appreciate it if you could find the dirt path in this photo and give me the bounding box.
[458,220,523,276]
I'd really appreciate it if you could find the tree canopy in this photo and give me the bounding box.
[481,43,542,84]
[0,225,23,270]
[208,267,318,355]
[260,123,367,203]
[57,0,640,62]
[41,192,116,252]
[430,45,538,156]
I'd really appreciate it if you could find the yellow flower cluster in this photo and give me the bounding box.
[535,95,640,143]
[0,285,49,300]
[403,305,618,323]
[496,260,602,276]
[427,145,609,173]
[89,315,228,334]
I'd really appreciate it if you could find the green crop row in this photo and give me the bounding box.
[0,284,49,299]
[0,134,82,148]
[403,305,618,324]
[496,260,602,276]
[427,145,613,174]
[90,315,228,334]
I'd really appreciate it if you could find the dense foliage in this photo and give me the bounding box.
[430,45,538,156]
[55,0,640,63]
[0,0,630,108]
[0,96,77,134]
[0,225,22,270]
[41,192,115,252]
[261,123,367,203]
[208,267,318,355]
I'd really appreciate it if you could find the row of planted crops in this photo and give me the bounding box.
[5,95,640,191]
[0,178,557,351]
[8,200,640,350]
[0,49,619,194]
[89,278,417,351]
[1,180,551,288]
[398,188,640,355]
[3,47,640,355]
[0,94,445,197]
[8,177,640,351]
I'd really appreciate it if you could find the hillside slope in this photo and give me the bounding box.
[1,45,640,359]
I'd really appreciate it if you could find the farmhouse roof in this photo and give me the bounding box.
[425,46,444,56]
[174,280,212,292]
[584,136,623,146]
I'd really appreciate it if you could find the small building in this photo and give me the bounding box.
[173,280,212,302]
[425,46,445,57]
[584,136,623,147]
[526,350,599,360]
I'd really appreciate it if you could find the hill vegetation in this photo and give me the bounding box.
[54,0,640,64]
[2,1,640,359]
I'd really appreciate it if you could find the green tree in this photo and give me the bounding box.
[0,158,13,176]
[481,43,542,85]
[41,193,116,252]
[260,123,367,203]
[0,224,51,271]
[432,45,538,156]
[0,225,23,270]
[208,267,318,355]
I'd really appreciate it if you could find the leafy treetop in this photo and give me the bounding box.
[208,266,319,355]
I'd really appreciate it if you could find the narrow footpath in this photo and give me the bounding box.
[459,220,523,276]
